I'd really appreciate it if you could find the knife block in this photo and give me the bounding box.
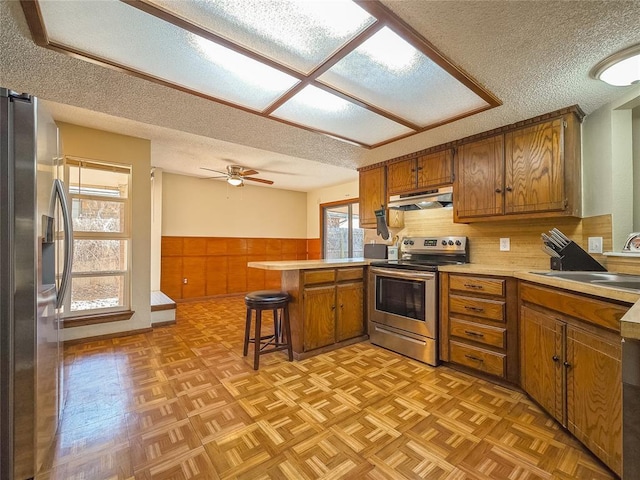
[550,241,607,271]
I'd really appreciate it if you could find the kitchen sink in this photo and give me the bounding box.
[531,271,640,292]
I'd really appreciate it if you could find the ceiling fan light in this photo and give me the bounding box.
[591,44,640,86]
[227,175,243,186]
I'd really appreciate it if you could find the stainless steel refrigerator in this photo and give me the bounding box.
[1,89,73,479]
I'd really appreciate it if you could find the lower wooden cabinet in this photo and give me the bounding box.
[520,282,628,476]
[283,267,366,358]
[440,273,518,383]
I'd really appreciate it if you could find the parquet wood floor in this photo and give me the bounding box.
[39,296,617,480]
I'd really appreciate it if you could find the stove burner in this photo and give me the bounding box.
[372,236,469,270]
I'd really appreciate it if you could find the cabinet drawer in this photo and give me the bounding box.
[336,267,363,282]
[304,269,336,285]
[449,294,505,322]
[450,341,505,377]
[449,275,505,297]
[450,318,506,349]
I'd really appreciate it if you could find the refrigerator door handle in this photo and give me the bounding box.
[51,179,73,309]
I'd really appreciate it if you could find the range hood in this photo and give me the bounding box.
[388,186,453,210]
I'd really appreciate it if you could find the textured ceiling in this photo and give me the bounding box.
[1,1,640,192]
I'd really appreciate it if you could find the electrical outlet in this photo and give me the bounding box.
[500,237,510,251]
[588,236,603,254]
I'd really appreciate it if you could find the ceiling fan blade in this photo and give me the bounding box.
[239,169,259,176]
[201,175,227,179]
[200,167,227,175]
[243,176,274,185]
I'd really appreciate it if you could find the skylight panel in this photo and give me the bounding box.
[37,0,299,111]
[318,27,491,127]
[271,85,414,145]
[146,0,377,74]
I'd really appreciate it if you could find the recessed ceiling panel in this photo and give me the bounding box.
[38,0,299,111]
[146,0,377,75]
[271,85,413,145]
[318,27,490,127]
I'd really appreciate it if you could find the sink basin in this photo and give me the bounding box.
[531,271,640,292]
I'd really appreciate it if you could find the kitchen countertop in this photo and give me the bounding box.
[439,263,640,304]
[248,258,372,270]
[249,259,640,339]
[440,263,640,340]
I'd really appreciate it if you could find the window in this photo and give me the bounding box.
[64,158,131,317]
[322,200,364,259]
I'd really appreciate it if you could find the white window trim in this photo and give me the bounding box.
[63,156,132,318]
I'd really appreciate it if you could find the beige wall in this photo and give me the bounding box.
[306,180,359,238]
[151,167,163,291]
[57,123,151,341]
[162,173,307,238]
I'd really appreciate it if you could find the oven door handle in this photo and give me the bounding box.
[370,267,436,280]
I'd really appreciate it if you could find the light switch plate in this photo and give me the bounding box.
[588,236,603,254]
[500,238,510,251]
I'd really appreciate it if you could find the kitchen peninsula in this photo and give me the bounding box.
[248,259,370,359]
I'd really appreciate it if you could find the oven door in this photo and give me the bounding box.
[368,266,437,339]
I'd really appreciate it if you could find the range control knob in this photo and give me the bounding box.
[441,240,447,246]
[455,240,462,246]
[409,240,414,245]
[448,240,454,246]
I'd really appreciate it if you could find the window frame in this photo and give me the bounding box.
[320,198,362,259]
[62,156,132,318]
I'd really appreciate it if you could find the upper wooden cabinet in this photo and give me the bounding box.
[454,136,505,219]
[387,149,453,195]
[359,165,386,228]
[454,111,582,223]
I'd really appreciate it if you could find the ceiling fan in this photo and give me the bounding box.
[200,164,274,187]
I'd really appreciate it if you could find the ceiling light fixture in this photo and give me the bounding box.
[591,44,640,86]
[227,175,243,186]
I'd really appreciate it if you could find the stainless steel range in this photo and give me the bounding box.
[368,236,468,366]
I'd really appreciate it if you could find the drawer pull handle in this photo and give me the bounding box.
[464,330,484,337]
[463,283,483,289]
[464,306,485,313]
[464,354,483,362]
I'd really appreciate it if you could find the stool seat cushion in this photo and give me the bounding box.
[245,290,289,304]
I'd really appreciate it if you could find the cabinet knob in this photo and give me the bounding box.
[331,305,336,310]
[563,361,571,368]
[552,355,559,362]
[495,188,502,194]
[506,186,513,192]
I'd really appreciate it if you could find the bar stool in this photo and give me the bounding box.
[243,290,293,370]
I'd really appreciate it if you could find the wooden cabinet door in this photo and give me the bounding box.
[520,305,565,425]
[359,166,386,228]
[387,159,416,195]
[160,256,183,300]
[504,118,564,214]
[336,282,364,342]
[303,285,336,351]
[566,325,622,476]
[182,256,206,298]
[417,149,453,190]
[454,135,504,221]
